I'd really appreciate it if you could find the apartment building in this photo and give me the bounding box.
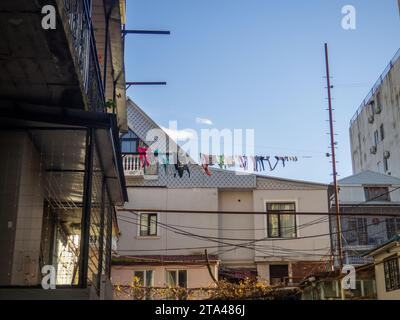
[329,171,400,266]
[349,49,400,178]
[111,99,332,295]
[0,0,128,299]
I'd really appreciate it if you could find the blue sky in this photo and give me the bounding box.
[124,0,400,183]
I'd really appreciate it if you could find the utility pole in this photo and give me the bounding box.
[324,43,343,269]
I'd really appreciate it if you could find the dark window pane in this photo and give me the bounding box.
[364,187,390,201]
[384,257,400,292]
[178,270,187,288]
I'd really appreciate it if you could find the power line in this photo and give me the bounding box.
[118,207,400,217]
[118,212,329,232]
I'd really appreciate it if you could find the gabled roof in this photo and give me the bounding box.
[125,98,328,190]
[338,170,400,186]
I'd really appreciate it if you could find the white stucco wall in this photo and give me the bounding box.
[253,189,331,263]
[118,188,220,256]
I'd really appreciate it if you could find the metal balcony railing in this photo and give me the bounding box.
[350,48,400,126]
[122,154,158,177]
[63,0,105,112]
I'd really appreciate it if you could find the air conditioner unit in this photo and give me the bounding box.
[368,115,374,124]
[384,151,390,159]
[370,146,377,154]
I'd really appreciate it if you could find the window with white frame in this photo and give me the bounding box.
[139,213,158,237]
[266,203,297,238]
[166,270,187,288]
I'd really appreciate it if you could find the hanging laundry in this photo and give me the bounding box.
[200,153,212,176]
[277,156,286,168]
[138,146,150,168]
[255,156,265,171]
[218,155,226,169]
[238,155,248,170]
[225,156,236,167]
[174,155,190,178]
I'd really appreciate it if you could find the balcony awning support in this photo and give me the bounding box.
[122,29,171,37]
[125,82,167,90]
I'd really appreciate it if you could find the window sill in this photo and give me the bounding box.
[136,236,161,240]
[266,237,298,240]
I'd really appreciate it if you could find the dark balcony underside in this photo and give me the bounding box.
[0,0,84,108]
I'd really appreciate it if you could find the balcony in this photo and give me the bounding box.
[62,0,105,112]
[122,154,158,179]
[0,0,106,112]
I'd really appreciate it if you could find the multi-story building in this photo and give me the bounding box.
[329,171,400,266]
[0,0,128,299]
[112,99,332,297]
[349,48,400,178]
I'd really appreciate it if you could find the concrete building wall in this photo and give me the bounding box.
[253,189,330,260]
[253,189,331,282]
[350,52,400,178]
[118,188,219,256]
[116,185,331,287]
[218,190,255,266]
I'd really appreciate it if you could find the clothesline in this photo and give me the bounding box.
[123,149,303,178]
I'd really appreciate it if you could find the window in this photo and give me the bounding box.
[380,124,385,141]
[374,130,379,147]
[386,218,400,239]
[364,187,390,202]
[121,129,141,153]
[345,217,368,245]
[377,92,382,111]
[139,213,158,237]
[384,256,400,292]
[266,203,296,238]
[269,265,289,286]
[166,270,187,288]
[134,270,154,287]
[384,157,389,172]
